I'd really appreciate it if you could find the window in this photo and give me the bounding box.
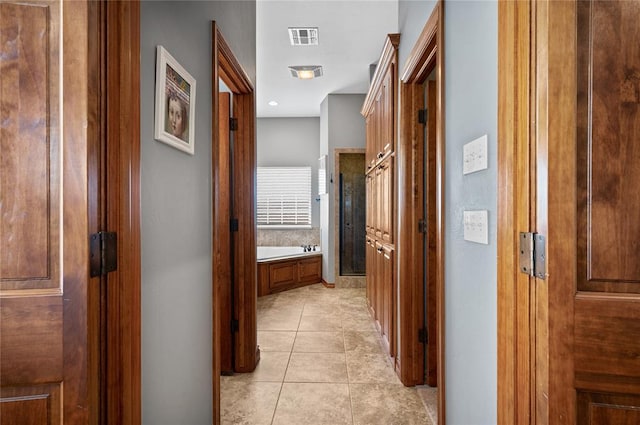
[257,166,311,227]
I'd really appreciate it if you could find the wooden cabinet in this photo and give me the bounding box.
[258,255,322,296]
[361,33,399,361]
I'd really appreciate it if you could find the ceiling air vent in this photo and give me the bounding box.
[288,27,319,46]
[288,65,323,80]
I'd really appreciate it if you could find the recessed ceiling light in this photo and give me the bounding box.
[288,65,323,80]
[288,27,319,46]
[268,100,279,106]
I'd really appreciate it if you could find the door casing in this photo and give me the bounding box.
[397,1,445,423]
[212,21,258,425]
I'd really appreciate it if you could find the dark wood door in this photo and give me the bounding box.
[422,80,438,387]
[1,1,96,423]
[543,1,640,422]
[218,91,233,374]
[381,244,395,357]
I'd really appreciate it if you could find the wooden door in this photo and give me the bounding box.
[422,80,438,387]
[381,244,395,357]
[218,91,233,374]
[540,1,640,422]
[1,1,96,423]
[379,158,393,243]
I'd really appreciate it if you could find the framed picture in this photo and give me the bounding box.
[154,46,196,155]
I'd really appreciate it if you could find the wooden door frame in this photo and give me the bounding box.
[397,2,445,424]
[497,1,536,424]
[93,0,142,425]
[101,1,142,423]
[498,1,581,423]
[212,21,258,425]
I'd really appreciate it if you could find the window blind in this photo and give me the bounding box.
[257,166,312,226]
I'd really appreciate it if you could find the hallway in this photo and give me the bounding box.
[221,284,435,424]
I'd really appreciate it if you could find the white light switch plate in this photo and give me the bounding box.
[463,135,488,175]
[464,210,488,244]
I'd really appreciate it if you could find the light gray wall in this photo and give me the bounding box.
[319,94,366,282]
[444,2,498,424]
[140,2,255,424]
[398,2,498,424]
[398,0,438,70]
[257,117,321,228]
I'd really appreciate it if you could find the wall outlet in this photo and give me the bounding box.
[463,210,488,244]
[463,135,488,175]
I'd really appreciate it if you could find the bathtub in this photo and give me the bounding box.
[257,246,322,262]
[257,246,323,296]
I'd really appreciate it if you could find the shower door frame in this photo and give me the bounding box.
[333,148,367,286]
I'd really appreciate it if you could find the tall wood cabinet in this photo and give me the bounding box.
[362,34,399,360]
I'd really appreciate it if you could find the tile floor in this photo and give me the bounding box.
[220,284,435,425]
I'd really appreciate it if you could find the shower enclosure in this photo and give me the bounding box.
[339,153,366,275]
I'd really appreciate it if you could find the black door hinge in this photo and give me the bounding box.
[89,231,117,277]
[230,117,238,131]
[231,319,240,333]
[230,218,239,232]
[418,219,427,234]
[418,109,428,125]
[418,327,428,344]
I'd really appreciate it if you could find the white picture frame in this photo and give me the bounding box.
[154,46,196,155]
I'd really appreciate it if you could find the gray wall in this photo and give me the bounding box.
[319,94,367,282]
[398,0,438,70]
[398,2,498,424]
[443,2,498,423]
[257,117,321,228]
[140,2,255,424]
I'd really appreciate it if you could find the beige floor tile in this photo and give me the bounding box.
[416,386,438,424]
[220,380,281,425]
[350,383,432,425]
[257,312,301,331]
[341,306,373,320]
[257,331,296,352]
[285,352,348,383]
[234,351,290,382]
[303,302,342,315]
[293,331,345,353]
[341,314,377,331]
[298,313,342,331]
[346,351,400,384]
[272,383,352,425]
[344,331,384,353]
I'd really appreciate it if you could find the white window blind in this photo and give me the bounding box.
[257,167,312,226]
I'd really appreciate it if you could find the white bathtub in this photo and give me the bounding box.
[257,246,322,262]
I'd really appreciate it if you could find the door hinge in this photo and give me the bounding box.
[519,232,546,279]
[231,319,240,333]
[418,109,428,125]
[418,327,428,344]
[230,218,239,232]
[418,219,427,234]
[230,117,238,131]
[89,231,117,277]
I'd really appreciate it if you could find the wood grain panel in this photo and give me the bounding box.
[298,257,321,283]
[578,0,640,287]
[0,1,60,289]
[1,383,62,425]
[578,392,640,425]
[270,261,298,289]
[574,294,640,393]
[0,296,62,386]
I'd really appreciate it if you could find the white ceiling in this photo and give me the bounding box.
[256,0,399,118]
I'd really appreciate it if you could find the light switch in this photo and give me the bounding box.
[463,210,488,244]
[463,135,488,175]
